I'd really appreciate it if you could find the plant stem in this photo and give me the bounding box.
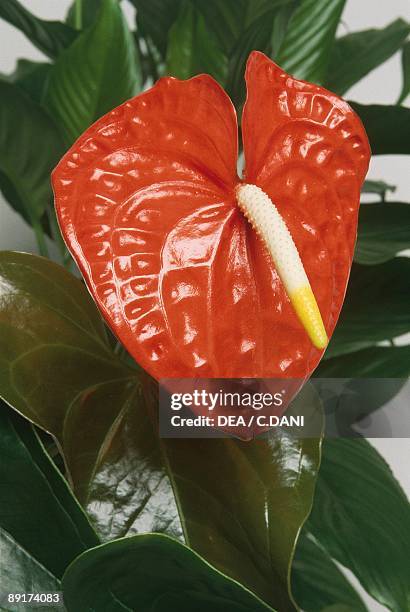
[32,220,50,259]
[74,0,83,30]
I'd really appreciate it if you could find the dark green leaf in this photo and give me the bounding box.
[350,102,410,154]
[355,202,410,264]
[276,0,346,83]
[0,0,77,59]
[193,0,247,55]
[62,534,276,611]
[0,400,98,578]
[0,59,52,104]
[398,40,410,104]
[158,384,323,611]
[62,377,181,540]
[0,252,323,611]
[307,438,410,611]
[166,1,227,83]
[317,346,410,377]
[66,0,103,29]
[270,1,299,58]
[325,19,410,95]
[292,533,368,612]
[0,251,178,540]
[0,528,61,604]
[46,0,140,144]
[0,82,64,225]
[361,180,396,200]
[68,378,322,611]
[132,0,181,58]
[226,7,277,108]
[0,251,132,437]
[326,258,410,358]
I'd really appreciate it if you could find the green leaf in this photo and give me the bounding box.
[355,202,410,265]
[0,400,99,578]
[398,40,410,104]
[0,0,77,59]
[66,0,103,29]
[326,258,410,358]
[270,1,299,57]
[62,534,276,611]
[0,252,322,611]
[157,384,323,612]
[317,345,410,377]
[0,82,64,226]
[0,251,177,538]
[192,0,247,56]
[350,102,410,155]
[166,1,227,83]
[307,438,410,611]
[292,533,368,612]
[0,528,61,603]
[325,19,410,95]
[46,0,140,144]
[67,378,322,611]
[276,0,346,83]
[132,0,181,58]
[62,376,182,540]
[0,251,133,436]
[0,59,52,104]
[226,2,294,107]
[361,180,396,200]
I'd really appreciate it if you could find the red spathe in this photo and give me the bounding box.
[52,51,371,382]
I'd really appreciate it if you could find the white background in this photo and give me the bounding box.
[0,3,409,610]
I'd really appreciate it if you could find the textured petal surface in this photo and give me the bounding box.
[53,75,240,378]
[241,51,371,376]
[54,55,370,382]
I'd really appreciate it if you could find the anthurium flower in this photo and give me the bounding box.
[53,52,370,383]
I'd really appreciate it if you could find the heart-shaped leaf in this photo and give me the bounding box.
[326,258,410,358]
[0,82,64,228]
[325,19,410,95]
[0,252,323,611]
[1,528,61,600]
[166,1,227,83]
[0,400,98,578]
[292,532,368,612]
[307,438,410,611]
[351,102,410,154]
[398,41,410,104]
[0,0,77,59]
[355,202,410,265]
[46,0,140,144]
[276,0,346,83]
[62,534,276,611]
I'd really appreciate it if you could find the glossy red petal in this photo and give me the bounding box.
[242,51,371,374]
[53,75,239,378]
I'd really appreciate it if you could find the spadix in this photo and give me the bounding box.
[236,183,328,350]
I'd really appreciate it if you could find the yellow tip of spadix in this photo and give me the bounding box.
[290,286,328,350]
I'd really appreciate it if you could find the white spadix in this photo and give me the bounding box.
[236,183,328,350]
